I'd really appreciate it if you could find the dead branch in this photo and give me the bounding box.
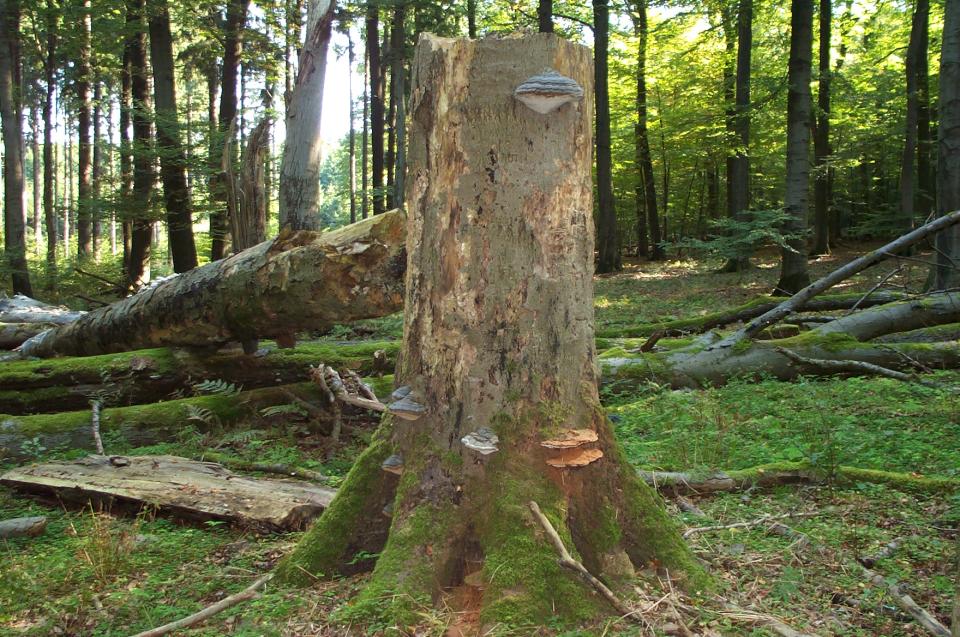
[861,567,951,637]
[718,209,960,347]
[90,399,104,455]
[310,365,386,413]
[129,573,272,637]
[846,266,904,315]
[719,601,819,637]
[775,346,948,389]
[683,511,820,539]
[858,537,906,568]
[528,501,640,621]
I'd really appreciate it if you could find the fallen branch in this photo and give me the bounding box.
[775,346,947,389]
[311,365,386,413]
[90,399,104,455]
[528,501,639,621]
[682,511,820,539]
[129,573,272,637]
[861,567,951,637]
[858,537,906,568]
[719,601,818,637]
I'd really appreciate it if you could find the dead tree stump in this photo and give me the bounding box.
[276,33,707,629]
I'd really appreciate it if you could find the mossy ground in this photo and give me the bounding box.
[2,246,958,635]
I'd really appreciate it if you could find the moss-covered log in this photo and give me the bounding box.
[0,383,330,462]
[0,340,398,415]
[18,212,406,358]
[276,34,707,632]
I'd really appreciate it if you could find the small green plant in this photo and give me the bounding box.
[672,208,802,264]
[184,404,222,429]
[192,378,242,397]
[75,509,139,586]
[260,403,308,418]
[20,436,47,459]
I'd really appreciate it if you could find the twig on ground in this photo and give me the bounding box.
[858,537,906,568]
[683,511,819,539]
[129,573,272,637]
[775,346,946,390]
[846,266,904,315]
[860,567,951,637]
[90,399,104,455]
[719,601,819,637]
[675,496,707,518]
[528,501,640,621]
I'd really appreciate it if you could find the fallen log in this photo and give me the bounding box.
[0,322,56,349]
[0,382,344,462]
[0,340,399,415]
[0,515,47,538]
[18,211,406,358]
[0,294,86,325]
[0,455,337,531]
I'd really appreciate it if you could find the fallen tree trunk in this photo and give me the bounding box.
[1,455,336,531]
[0,322,55,349]
[0,294,86,325]
[1,340,399,415]
[18,211,406,358]
[0,515,47,538]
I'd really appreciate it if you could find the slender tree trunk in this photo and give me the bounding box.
[594,0,621,273]
[43,0,57,272]
[66,115,72,247]
[348,29,356,224]
[362,42,369,219]
[812,0,832,255]
[384,26,394,210]
[774,0,813,295]
[915,0,933,219]
[126,0,153,288]
[275,35,706,625]
[108,95,116,256]
[31,98,41,256]
[934,0,960,289]
[538,0,552,32]
[75,0,92,258]
[389,2,405,209]
[211,0,249,259]
[899,0,924,236]
[120,45,133,272]
[92,80,102,259]
[147,0,198,272]
[367,4,385,215]
[0,0,31,294]
[278,0,335,230]
[632,1,662,261]
[232,118,269,251]
[467,0,477,37]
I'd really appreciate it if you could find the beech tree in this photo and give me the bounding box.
[594,0,621,273]
[935,0,960,289]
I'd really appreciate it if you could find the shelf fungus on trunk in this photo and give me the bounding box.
[275,33,707,631]
[514,69,584,114]
[381,454,404,475]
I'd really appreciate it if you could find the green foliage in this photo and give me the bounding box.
[192,378,243,397]
[672,208,802,263]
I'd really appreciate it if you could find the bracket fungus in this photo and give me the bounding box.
[513,69,584,115]
[545,448,604,468]
[381,454,405,475]
[540,428,599,449]
[387,386,426,420]
[461,427,500,455]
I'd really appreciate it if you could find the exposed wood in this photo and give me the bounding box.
[129,573,272,637]
[233,118,270,251]
[0,295,82,324]
[0,516,47,538]
[861,567,951,637]
[0,322,56,349]
[1,455,336,531]
[18,212,406,358]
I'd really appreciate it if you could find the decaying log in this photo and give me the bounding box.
[0,340,399,415]
[0,322,56,349]
[0,294,86,325]
[0,515,47,538]
[0,455,336,531]
[18,211,406,358]
[774,347,947,389]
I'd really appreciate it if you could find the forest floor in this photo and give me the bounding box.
[1,245,958,636]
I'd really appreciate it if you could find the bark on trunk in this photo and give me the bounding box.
[348,30,357,224]
[916,0,933,219]
[594,0,621,273]
[43,0,57,271]
[812,0,832,256]
[126,0,153,289]
[76,0,93,258]
[120,44,133,273]
[538,0,552,32]
[775,0,813,295]
[899,0,924,236]
[367,5,386,215]
[389,3,406,209]
[19,211,406,358]
[278,0,334,230]
[148,0,199,272]
[92,81,102,258]
[935,0,960,290]
[275,34,706,629]
[232,118,270,250]
[0,0,32,296]
[632,1,663,261]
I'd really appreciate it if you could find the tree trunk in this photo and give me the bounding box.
[367,5,385,215]
[899,0,924,237]
[278,0,334,230]
[774,0,813,295]
[120,44,133,273]
[538,0,552,32]
[348,29,357,224]
[76,0,93,259]
[390,2,406,210]
[19,211,406,358]
[720,0,753,272]
[632,1,662,261]
[232,118,269,251]
[915,0,933,219]
[362,42,369,219]
[467,0,477,37]
[92,81,102,259]
[126,0,153,289]
[0,0,32,295]
[30,100,41,255]
[935,0,960,290]
[275,34,706,629]
[211,0,249,259]
[812,0,832,256]
[594,0,621,273]
[43,0,57,272]
[148,0,199,272]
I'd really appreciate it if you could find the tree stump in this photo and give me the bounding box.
[276,33,707,629]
